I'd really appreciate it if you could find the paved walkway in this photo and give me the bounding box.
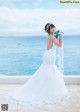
[0,84,80,112]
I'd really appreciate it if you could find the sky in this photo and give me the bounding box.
[0,0,80,36]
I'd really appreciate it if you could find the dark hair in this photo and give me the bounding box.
[45,23,55,34]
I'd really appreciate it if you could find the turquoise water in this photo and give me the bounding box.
[0,35,80,76]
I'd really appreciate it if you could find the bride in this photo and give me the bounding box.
[4,23,70,106]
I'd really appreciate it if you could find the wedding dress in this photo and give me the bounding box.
[3,38,70,106]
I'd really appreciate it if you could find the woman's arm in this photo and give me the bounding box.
[52,34,63,47]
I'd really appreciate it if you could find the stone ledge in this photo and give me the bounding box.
[0,75,80,84]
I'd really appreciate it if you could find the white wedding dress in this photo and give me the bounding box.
[3,40,70,106]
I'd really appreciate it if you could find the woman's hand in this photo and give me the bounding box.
[59,34,63,39]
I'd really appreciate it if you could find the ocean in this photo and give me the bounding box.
[0,35,80,76]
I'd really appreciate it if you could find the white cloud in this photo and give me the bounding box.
[0,7,80,36]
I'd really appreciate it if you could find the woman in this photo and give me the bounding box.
[4,23,70,106]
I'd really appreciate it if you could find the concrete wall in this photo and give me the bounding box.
[0,75,80,84]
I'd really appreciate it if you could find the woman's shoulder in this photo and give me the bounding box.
[47,35,55,39]
[47,36,53,43]
[50,35,56,39]
[47,34,55,39]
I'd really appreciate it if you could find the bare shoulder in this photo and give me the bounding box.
[47,35,53,41]
[49,35,56,42]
